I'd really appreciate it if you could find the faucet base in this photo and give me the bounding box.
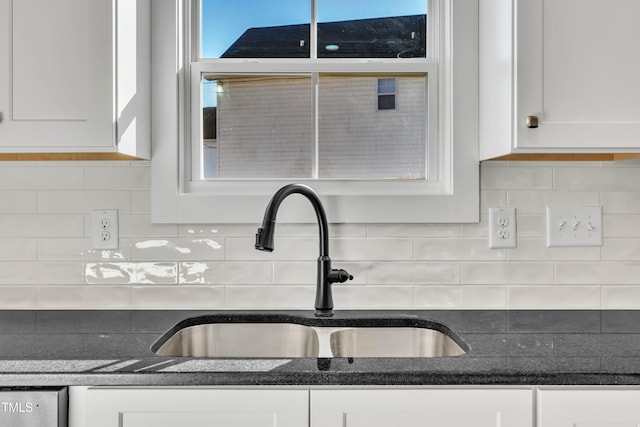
[315,309,334,318]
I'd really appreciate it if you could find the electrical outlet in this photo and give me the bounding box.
[546,206,602,247]
[92,209,119,249]
[489,207,517,249]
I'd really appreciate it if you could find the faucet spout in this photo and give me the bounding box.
[255,184,352,317]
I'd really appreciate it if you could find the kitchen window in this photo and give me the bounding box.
[151,0,479,223]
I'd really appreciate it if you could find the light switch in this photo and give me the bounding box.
[546,206,602,247]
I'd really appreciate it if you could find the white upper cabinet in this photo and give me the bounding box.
[0,0,150,159]
[480,0,640,159]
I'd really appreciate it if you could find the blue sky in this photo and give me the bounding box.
[201,0,427,106]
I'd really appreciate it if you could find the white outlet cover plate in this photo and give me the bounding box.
[91,209,119,250]
[489,207,517,249]
[546,206,603,247]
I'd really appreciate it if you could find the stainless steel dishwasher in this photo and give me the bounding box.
[0,387,67,426]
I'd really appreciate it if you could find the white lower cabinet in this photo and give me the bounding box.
[310,389,533,427]
[538,389,640,427]
[82,386,640,427]
[84,388,309,427]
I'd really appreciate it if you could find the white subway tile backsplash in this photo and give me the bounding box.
[224,285,315,309]
[367,223,460,238]
[38,238,96,261]
[136,262,178,284]
[602,238,640,261]
[3,160,640,309]
[331,238,413,261]
[131,285,224,309]
[118,214,178,238]
[481,165,553,190]
[0,286,37,308]
[178,262,272,285]
[130,238,224,261]
[333,285,413,309]
[85,262,136,284]
[555,167,640,191]
[461,262,554,285]
[367,262,459,285]
[413,285,507,309]
[603,215,640,237]
[506,190,600,213]
[508,285,601,309]
[479,190,507,212]
[602,286,640,309]
[179,224,256,238]
[0,192,37,213]
[0,214,83,238]
[513,214,546,237]
[460,215,489,238]
[37,285,131,309]
[509,239,601,261]
[0,262,83,284]
[131,190,151,214]
[601,192,640,214]
[0,239,37,261]
[414,238,506,261]
[0,167,83,190]
[38,191,131,213]
[555,262,640,285]
[83,165,150,190]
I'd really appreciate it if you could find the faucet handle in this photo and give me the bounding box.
[328,268,353,284]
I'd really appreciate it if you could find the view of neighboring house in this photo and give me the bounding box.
[204,15,428,180]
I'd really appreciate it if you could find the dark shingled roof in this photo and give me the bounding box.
[221,14,426,59]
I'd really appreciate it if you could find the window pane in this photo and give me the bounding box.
[378,78,396,94]
[317,0,427,58]
[200,0,311,58]
[318,74,427,179]
[202,74,313,179]
[378,94,396,110]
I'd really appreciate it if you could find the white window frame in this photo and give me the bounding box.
[151,0,479,224]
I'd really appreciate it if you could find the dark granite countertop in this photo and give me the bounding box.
[2,309,640,387]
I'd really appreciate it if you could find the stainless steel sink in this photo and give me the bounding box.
[329,327,466,357]
[152,315,468,358]
[153,322,320,357]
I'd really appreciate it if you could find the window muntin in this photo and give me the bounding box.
[194,0,431,183]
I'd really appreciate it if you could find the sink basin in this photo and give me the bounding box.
[151,313,468,358]
[329,327,466,357]
[153,323,320,357]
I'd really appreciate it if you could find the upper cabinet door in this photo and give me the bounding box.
[0,0,150,158]
[516,0,640,150]
[479,0,640,159]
